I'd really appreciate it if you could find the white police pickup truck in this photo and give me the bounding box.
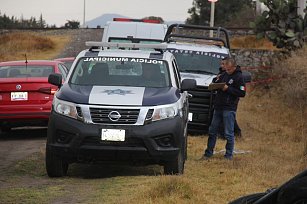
[102,18,168,44]
[46,42,196,177]
[164,24,251,134]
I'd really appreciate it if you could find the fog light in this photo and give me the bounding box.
[154,135,174,147]
[56,130,72,144]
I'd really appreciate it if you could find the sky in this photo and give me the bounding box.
[1,0,194,27]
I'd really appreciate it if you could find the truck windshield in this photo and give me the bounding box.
[170,51,228,75]
[70,57,170,88]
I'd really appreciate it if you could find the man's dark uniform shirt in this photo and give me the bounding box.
[213,66,246,111]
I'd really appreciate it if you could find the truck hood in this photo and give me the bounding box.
[180,72,215,87]
[56,84,180,106]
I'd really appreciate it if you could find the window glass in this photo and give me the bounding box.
[70,57,170,88]
[58,64,68,80]
[172,60,180,88]
[168,49,229,75]
[0,65,54,78]
[109,38,162,44]
[63,61,73,70]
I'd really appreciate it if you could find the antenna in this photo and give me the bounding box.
[25,54,28,69]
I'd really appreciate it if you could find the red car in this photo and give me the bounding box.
[54,57,75,70]
[0,60,68,132]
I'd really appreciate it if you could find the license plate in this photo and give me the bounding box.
[11,92,28,101]
[101,129,125,141]
[188,113,193,121]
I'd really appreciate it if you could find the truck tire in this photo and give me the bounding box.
[277,176,307,204]
[164,141,185,175]
[46,147,68,177]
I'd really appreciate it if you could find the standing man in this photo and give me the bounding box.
[202,58,246,160]
[217,58,242,138]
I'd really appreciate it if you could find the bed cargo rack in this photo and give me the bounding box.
[164,24,230,49]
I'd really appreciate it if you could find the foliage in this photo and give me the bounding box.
[0,11,49,28]
[186,0,254,26]
[251,0,306,51]
[38,13,46,28]
[64,20,80,29]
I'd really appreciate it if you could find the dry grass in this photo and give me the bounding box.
[0,31,306,204]
[127,47,307,203]
[125,84,307,203]
[231,35,278,50]
[0,31,71,61]
[102,82,306,204]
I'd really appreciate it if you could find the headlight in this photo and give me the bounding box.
[152,104,178,122]
[53,97,78,119]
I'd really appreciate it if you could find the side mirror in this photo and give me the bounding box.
[181,79,196,91]
[242,71,252,83]
[48,73,62,88]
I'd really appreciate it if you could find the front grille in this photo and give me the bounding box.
[188,86,215,133]
[81,136,145,147]
[89,108,140,124]
[76,107,83,117]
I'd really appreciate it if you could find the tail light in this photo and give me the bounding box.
[39,87,58,95]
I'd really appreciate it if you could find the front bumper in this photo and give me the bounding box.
[47,112,185,165]
[0,102,52,128]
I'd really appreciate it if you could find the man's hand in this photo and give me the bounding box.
[222,84,228,91]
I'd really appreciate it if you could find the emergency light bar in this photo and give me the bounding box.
[85,41,168,50]
[113,18,161,24]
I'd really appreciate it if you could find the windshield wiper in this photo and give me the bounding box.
[181,69,216,75]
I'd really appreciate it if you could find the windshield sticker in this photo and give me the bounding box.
[167,49,228,59]
[84,57,163,64]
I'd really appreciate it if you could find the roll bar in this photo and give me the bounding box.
[164,24,230,49]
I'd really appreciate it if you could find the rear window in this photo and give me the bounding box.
[70,57,170,88]
[0,65,54,78]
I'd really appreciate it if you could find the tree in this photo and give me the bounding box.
[0,11,51,28]
[38,14,46,28]
[64,20,80,29]
[186,0,254,26]
[251,0,306,51]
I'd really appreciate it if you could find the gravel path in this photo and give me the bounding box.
[55,28,103,58]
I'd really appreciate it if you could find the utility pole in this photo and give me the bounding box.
[83,0,86,28]
[208,0,218,37]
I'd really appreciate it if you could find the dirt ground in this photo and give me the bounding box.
[0,128,47,170]
[0,29,103,172]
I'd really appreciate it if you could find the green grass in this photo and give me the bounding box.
[0,186,66,204]
[7,152,46,177]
